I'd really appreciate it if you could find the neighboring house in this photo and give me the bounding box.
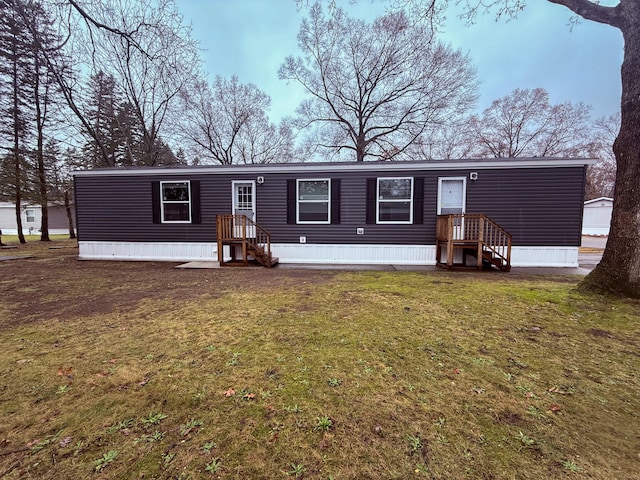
[0,202,75,235]
[0,202,41,235]
[582,197,613,236]
[72,157,593,268]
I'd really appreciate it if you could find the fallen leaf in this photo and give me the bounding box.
[453,368,461,374]
[244,393,256,400]
[96,372,109,378]
[224,388,236,397]
[548,386,572,395]
[26,439,41,449]
[59,436,72,448]
[525,391,535,398]
[0,438,10,448]
[57,366,73,377]
[109,358,118,364]
[549,404,562,413]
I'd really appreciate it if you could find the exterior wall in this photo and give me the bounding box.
[74,165,587,246]
[73,160,589,266]
[0,203,42,235]
[49,205,75,233]
[582,198,612,236]
[0,203,75,235]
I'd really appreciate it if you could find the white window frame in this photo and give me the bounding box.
[377,177,413,224]
[296,178,331,224]
[437,177,467,215]
[25,209,36,223]
[160,180,191,223]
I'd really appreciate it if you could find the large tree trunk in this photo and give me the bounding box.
[580,2,640,298]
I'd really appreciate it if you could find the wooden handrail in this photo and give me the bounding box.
[436,214,512,271]
[216,214,273,266]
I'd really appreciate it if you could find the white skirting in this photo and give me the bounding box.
[78,241,217,262]
[78,241,580,267]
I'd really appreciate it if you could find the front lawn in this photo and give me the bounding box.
[0,240,638,479]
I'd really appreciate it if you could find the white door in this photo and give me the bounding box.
[232,181,256,238]
[438,177,466,239]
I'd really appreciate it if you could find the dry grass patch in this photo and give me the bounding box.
[0,240,639,479]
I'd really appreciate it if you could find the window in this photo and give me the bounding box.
[297,179,330,224]
[377,177,413,223]
[161,181,191,223]
[437,177,466,215]
[25,209,35,223]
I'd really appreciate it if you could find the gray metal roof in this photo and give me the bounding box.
[72,157,596,177]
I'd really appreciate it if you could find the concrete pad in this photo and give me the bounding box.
[175,261,220,269]
[277,263,395,271]
[0,255,35,261]
[581,235,608,249]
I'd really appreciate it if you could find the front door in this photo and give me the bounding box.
[438,177,467,239]
[232,181,256,238]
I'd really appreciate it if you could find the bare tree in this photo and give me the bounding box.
[468,88,592,158]
[586,112,618,199]
[179,76,293,164]
[279,4,478,161]
[87,0,199,166]
[450,0,640,298]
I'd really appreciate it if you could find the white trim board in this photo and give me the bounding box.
[78,241,579,267]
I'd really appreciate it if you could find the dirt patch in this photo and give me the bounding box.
[0,244,337,331]
[495,411,524,426]
[586,328,613,338]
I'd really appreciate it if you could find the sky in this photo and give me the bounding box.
[176,0,623,123]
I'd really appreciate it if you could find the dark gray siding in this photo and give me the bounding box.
[74,165,586,246]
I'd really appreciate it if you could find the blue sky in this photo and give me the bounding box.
[177,0,623,122]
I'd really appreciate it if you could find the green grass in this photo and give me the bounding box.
[0,239,639,479]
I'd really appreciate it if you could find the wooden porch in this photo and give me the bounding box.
[216,215,278,268]
[436,214,512,272]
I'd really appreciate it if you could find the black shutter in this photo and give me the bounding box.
[413,177,424,225]
[331,178,341,224]
[151,181,161,224]
[365,177,377,224]
[190,180,201,224]
[286,179,296,224]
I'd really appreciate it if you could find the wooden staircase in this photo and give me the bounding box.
[216,215,278,268]
[436,214,512,272]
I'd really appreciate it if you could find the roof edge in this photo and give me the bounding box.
[584,197,614,204]
[72,157,597,177]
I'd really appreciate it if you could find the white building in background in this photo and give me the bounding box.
[0,202,75,235]
[582,197,613,236]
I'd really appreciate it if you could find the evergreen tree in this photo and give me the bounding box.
[0,0,33,243]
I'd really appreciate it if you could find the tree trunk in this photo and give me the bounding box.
[12,43,25,244]
[65,189,76,239]
[580,4,640,298]
[34,48,50,241]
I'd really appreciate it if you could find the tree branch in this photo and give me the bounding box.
[546,0,622,28]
